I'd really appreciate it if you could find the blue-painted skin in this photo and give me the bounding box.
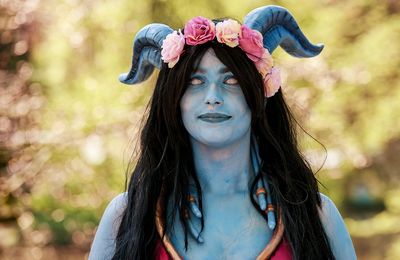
[186,134,276,243]
[88,48,357,260]
[167,49,272,259]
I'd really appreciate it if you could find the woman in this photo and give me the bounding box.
[89,5,357,260]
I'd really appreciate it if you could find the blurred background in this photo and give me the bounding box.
[0,0,399,259]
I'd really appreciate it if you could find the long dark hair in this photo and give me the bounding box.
[112,34,335,259]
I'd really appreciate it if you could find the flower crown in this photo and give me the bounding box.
[160,17,281,98]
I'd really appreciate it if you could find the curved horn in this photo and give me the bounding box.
[119,23,173,85]
[243,5,324,57]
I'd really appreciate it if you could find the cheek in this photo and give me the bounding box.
[180,95,189,115]
[180,92,196,121]
[232,94,251,116]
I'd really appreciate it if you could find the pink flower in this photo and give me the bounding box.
[238,25,264,62]
[263,67,281,98]
[184,16,216,45]
[215,19,241,48]
[255,49,273,77]
[161,30,185,68]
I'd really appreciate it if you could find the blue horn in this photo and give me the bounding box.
[119,23,173,85]
[244,5,324,57]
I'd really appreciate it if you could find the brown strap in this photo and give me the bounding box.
[256,207,285,260]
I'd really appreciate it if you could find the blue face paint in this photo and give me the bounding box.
[180,48,254,195]
[180,48,252,149]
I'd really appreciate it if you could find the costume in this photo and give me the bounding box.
[119,5,323,260]
[119,5,323,86]
[155,194,291,259]
[154,237,292,260]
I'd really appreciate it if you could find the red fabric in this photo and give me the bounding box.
[270,236,293,260]
[154,236,292,260]
[154,238,170,260]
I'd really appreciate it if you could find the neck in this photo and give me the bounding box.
[189,128,253,195]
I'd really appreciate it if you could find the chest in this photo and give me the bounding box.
[166,193,273,259]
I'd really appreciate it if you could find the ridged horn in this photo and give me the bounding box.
[243,5,324,57]
[119,23,173,85]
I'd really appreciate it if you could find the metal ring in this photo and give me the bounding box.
[256,187,267,196]
[187,195,196,202]
[267,204,275,211]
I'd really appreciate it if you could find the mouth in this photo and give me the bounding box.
[198,113,232,123]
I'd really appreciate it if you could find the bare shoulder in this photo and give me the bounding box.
[318,192,357,259]
[98,192,128,234]
[88,192,128,260]
[104,192,128,220]
[318,192,338,218]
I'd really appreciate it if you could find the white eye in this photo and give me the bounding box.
[225,76,238,85]
[190,77,203,85]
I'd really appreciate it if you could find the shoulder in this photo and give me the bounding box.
[96,192,128,235]
[103,192,128,221]
[318,192,338,219]
[88,192,128,260]
[318,193,345,234]
[317,192,357,259]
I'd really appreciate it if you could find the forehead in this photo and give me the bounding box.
[193,48,229,73]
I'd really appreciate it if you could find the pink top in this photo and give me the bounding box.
[154,235,293,260]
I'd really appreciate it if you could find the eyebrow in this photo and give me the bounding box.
[194,67,231,74]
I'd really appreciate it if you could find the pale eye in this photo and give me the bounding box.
[225,76,238,85]
[190,77,203,85]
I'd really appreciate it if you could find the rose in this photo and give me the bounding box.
[263,67,281,98]
[215,19,241,48]
[238,25,272,76]
[184,16,216,45]
[255,49,273,77]
[238,25,265,62]
[161,30,185,68]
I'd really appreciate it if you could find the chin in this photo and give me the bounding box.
[193,129,250,148]
[197,137,234,148]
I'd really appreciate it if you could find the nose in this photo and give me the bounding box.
[204,83,223,106]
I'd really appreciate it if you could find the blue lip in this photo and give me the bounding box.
[198,113,231,123]
[200,117,230,123]
[199,113,231,118]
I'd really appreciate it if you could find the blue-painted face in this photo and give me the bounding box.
[180,48,252,148]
